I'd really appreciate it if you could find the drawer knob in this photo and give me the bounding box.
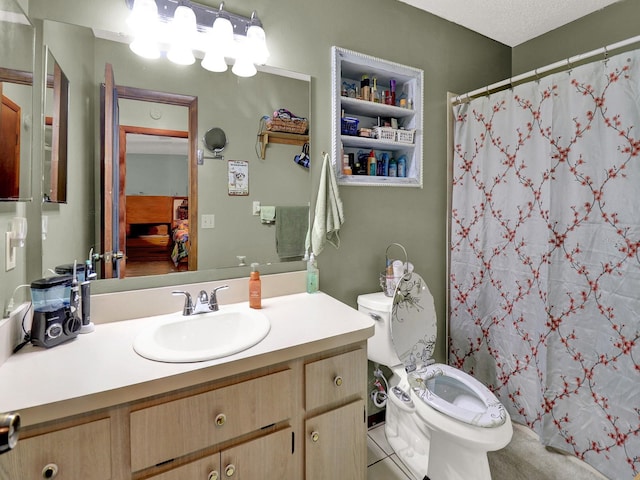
[42,463,59,479]
[215,413,227,426]
[334,375,343,387]
[311,430,319,442]
[208,470,219,480]
[225,464,236,477]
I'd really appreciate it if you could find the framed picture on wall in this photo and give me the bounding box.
[228,160,249,196]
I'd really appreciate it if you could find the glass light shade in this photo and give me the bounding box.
[130,36,161,59]
[127,0,160,59]
[247,24,269,65]
[167,5,197,65]
[232,54,257,77]
[201,51,228,72]
[127,0,158,29]
[212,15,234,49]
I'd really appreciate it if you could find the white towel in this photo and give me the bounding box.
[311,152,345,256]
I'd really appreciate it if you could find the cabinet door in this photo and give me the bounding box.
[220,428,294,479]
[305,400,366,480]
[0,418,111,480]
[146,453,220,480]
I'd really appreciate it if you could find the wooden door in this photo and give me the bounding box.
[0,86,21,199]
[100,63,122,278]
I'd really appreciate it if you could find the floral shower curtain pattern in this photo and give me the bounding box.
[450,49,640,479]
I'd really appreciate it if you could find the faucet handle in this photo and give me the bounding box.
[209,285,229,311]
[172,291,193,316]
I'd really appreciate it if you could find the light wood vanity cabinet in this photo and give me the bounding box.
[0,344,367,480]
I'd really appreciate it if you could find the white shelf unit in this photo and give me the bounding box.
[331,47,424,187]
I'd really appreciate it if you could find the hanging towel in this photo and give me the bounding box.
[311,152,345,256]
[275,206,309,259]
[260,206,276,224]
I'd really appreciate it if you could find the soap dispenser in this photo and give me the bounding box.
[306,253,319,293]
[249,263,262,309]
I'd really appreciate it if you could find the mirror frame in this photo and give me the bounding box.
[43,49,69,203]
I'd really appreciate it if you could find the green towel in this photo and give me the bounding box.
[276,206,309,259]
[311,152,345,256]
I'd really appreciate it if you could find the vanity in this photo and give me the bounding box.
[0,273,373,479]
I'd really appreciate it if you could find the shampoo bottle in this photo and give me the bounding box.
[397,155,407,178]
[306,254,319,293]
[249,263,262,309]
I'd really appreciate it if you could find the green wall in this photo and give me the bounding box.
[18,0,512,365]
[513,0,640,74]
[4,0,637,366]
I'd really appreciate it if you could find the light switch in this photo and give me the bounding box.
[201,214,215,229]
[5,232,16,271]
[252,201,261,215]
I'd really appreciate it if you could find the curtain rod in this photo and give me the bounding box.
[451,34,640,105]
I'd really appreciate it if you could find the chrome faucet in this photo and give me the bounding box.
[172,285,229,316]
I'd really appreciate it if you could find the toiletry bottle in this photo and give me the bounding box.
[390,79,397,106]
[397,155,406,178]
[306,254,319,293]
[388,156,397,177]
[367,150,377,176]
[249,263,262,309]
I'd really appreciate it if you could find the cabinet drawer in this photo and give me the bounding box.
[0,418,111,480]
[305,349,366,411]
[130,369,292,472]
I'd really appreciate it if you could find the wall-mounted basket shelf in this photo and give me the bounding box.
[257,131,309,159]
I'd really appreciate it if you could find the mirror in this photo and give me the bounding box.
[0,0,34,201]
[43,47,70,203]
[203,127,226,159]
[39,20,311,290]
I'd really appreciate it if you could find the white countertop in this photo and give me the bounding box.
[0,292,374,426]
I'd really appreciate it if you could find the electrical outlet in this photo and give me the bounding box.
[201,214,215,229]
[5,232,16,271]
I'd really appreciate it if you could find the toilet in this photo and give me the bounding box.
[358,272,512,480]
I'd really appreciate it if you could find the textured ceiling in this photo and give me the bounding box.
[398,0,623,46]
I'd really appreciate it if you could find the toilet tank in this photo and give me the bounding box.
[357,292,402,368]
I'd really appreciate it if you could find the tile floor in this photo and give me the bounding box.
[367,423,415,480]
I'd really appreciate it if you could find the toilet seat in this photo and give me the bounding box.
[408,364,507,427]
[389,272,507,429]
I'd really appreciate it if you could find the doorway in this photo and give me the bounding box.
[121,127,189,277]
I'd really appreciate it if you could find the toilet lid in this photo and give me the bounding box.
[391,272,437,373]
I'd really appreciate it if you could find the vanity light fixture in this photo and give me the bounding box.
[125,0,270,77]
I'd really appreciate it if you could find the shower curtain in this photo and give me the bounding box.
[450,49,640,480]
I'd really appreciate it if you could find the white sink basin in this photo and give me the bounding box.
[133,305,271,363]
